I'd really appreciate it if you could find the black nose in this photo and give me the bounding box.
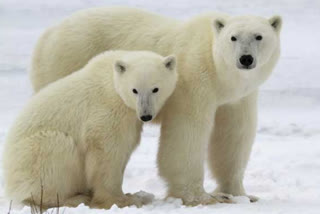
[140,115,153,122]
[239,55,254,67]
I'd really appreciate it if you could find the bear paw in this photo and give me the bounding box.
[127,191,155,205]
[90,192,152,209]
[178,192,219,206]
[213,192,259,203]
[211,192,235,203]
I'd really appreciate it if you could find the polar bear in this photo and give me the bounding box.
[30,7,282,205]
[3,50,177,209]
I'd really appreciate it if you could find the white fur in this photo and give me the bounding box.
[30,7,281,205]
[3,50,177,209]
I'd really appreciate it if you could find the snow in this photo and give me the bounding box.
[0,0,319,213]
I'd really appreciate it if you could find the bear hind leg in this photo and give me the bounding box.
[5,131,86,208]
[64,194,92,207]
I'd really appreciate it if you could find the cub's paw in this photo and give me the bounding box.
[90,193,150,209]
[127,191,155,205]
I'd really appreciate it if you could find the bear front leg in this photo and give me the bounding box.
[208,91,259,202]
[85,141,149,209]
[157,97,224,206]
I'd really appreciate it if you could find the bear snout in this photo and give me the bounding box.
[140,115,153,122]
[239,55,254,68]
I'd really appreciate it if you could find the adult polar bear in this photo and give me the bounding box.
[31,7,281,205]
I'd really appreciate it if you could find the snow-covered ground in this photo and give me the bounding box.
[0,0,319,213]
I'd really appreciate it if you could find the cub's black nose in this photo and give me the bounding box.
[239,55,254,67]
[140,115,153,122]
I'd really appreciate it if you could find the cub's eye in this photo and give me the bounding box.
[231,36,237,41]
[152,88,159,93]
[256,35,263,41]
[132,89,138,94]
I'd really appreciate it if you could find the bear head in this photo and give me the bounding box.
[113,51,177,122]
[213,15,282,71]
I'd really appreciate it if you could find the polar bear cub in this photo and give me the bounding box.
[3,50,177,209]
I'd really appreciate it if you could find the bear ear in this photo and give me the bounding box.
[163,55,176,71]
[114,60,127,74]
[213,18,225,33]
[269,15,282,33]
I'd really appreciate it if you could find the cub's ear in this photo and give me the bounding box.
[269,15,282,33]
[213,18,226,33]
[114,60,127,74]
[163,55,176,71]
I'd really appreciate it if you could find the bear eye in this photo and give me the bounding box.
[132,89,138,94]
[152,88,159,93]
[256,35,263,41]
[231,36,237,41]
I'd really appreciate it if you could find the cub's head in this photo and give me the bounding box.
[213,15,282,71]
[113,52,177,122]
